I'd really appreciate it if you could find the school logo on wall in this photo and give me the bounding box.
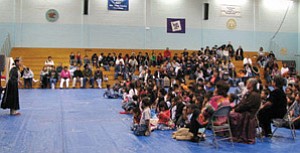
[108,0,129,11]
[167,18,185,33]
[226,19,237,30]
[46,9,59,22]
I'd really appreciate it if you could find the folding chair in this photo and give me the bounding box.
[272,101,297,140]
[255,109,263,142]
[199,106,234,149]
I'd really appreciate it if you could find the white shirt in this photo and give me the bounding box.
[171,105,177,120]
[45,60,54,66]
[243,58,252,65]
[223,50,229,56]
[23,69,34,79]
[140,107,151,125]
[115,58,124,65]
[281,67,289,75]
[128,88,138,99]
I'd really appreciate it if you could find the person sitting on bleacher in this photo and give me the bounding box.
[157,53,163,66]
[108,53,116,66]
[154,66,165,88]
[91,53,98,68]
[69,52,76,65]
[40,66,49,89]
[102,55,110,71]
[114,62,125,80]
[45,56,55,71]
[243,56,252,67]
[56,63,63,79]
[60,66,71,89]
[163,47,171,61]
[115,54,124,66]
[144,53,150,67]
[22,66,34,89]
[83,64,94,88]
[235,46,244,61]
[128,55,138,72]
[94,67,103,89]
[150,51,156,67]
[69,63,77,77]
[72,66,84,88]
[49,69,58,89]
[281,63,289,77]
[76,52,82,66]
[83,55,90,66]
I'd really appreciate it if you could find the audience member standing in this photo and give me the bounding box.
[164,47,171,61]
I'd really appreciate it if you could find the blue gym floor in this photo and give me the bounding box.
[0,89,299,153]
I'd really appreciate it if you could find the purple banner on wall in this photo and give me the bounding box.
[167,18,185,33]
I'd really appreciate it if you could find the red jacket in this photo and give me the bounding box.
[158,110,171,125]
[163,50,171,59]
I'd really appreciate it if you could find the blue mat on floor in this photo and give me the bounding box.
[0,89,299,153]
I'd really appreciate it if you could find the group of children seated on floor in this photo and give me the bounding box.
[100,44,300,144]
[105,75,300,144]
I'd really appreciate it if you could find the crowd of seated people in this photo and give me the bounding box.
[15,43,300,145]
[38,53,105,89]
[35,44,261,90]
[99,44,300,146]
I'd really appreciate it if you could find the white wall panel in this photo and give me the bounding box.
[0,0,298,67]
[0,0,14,22]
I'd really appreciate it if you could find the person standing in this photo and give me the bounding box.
[1,58,22,115]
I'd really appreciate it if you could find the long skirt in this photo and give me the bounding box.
[1,79,20,110]
[230,112,256,144]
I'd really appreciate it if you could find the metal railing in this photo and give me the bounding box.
[1,33,12,84]
[0,33,12,57]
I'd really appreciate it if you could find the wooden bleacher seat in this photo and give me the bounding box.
[7,48,282,88]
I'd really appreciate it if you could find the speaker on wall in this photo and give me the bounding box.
[83,0,89,15]
[0,55,5,72]
[204,3,209,20]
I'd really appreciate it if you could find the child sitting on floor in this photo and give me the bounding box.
[132,98,152,136]
[121,95,138,114]
[103,84,118,99]
[156,101,174,130]
[131,106,141,131]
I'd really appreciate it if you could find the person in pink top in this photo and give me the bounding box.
[60,66,71,89]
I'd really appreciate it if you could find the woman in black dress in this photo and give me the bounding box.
[258,76,287,137]
[1,59,22,115]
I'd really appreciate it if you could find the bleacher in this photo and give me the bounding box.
[4,47,282,89]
